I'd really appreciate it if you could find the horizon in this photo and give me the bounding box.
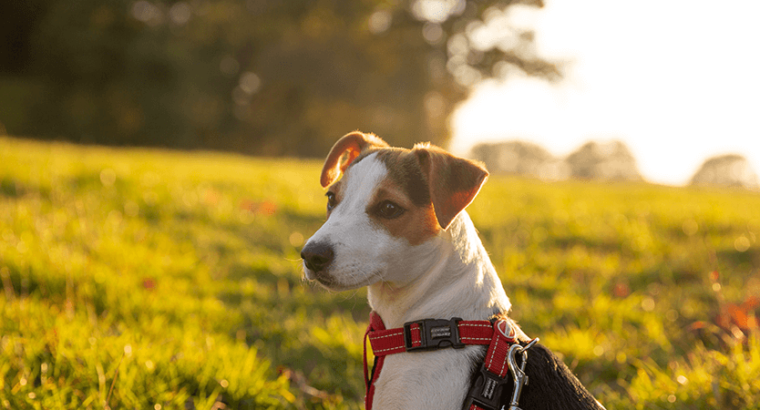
[450,0,760,186]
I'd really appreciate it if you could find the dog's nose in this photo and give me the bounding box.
[301,242,335,272]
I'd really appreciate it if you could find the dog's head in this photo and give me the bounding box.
[301,131,488,290]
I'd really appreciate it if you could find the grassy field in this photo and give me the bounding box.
[1,136,759,409]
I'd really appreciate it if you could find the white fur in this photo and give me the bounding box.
[304,154,401,290]
[303,153,525,409]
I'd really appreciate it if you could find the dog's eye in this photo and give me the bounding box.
[376,200,404,219]
[326,192,337,211]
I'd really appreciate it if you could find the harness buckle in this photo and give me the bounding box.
[461,365,510,410]
[403,318,464,351]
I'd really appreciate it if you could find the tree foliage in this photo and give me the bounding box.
[0,0,558,156]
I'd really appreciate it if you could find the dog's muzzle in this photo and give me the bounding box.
[301,242,335,273]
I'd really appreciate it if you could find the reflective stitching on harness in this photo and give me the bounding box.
[498,352,508,377]
[411,327,420,344]
[373,345,407,353]
[486,343,497,370]
[460,337,491,342]
[369,331,403,340]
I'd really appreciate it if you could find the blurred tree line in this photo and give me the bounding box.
[0,0,557,156]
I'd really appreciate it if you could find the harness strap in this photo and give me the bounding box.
[363,311,518,410]
[368,317,494,356]
[363,311,386,410]
[463,320,518,410]
[484,319,517,377]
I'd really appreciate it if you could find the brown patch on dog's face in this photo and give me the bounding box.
[367,150,441,246]
[367,182,441,246]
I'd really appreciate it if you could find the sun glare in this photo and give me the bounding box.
[451,0,760,186]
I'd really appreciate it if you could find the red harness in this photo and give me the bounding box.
[363,311,524,410]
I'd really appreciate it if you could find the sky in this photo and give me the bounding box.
[450,0,760,186]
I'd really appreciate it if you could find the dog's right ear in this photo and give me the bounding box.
[320,131,389,187]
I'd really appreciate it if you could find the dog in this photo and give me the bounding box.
[302,131,604,409]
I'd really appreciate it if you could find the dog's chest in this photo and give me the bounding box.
[371,345,484,409]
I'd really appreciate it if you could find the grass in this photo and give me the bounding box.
[0,135,759,409]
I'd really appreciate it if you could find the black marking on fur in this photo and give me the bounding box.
[466,342,602,410]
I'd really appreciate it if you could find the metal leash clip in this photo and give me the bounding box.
[503,338,539,410]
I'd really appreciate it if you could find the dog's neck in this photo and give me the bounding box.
[367,211,512,329]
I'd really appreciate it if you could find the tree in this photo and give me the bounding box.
[3,0,559,156]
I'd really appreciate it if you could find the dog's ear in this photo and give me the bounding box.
[413,144,488,230]
[320,131,389,187]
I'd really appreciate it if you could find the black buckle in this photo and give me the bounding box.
[403,318,464,351]
[461,365,510,410]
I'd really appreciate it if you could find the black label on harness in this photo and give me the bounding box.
[482,377,497,400]
[430,326,451,339]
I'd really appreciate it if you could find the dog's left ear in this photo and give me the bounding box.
[413,144,489,230]
[320,131,389,187]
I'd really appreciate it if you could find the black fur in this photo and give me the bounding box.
[467,342,602,410]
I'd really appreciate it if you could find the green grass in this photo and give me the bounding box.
[1,136,759,409]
